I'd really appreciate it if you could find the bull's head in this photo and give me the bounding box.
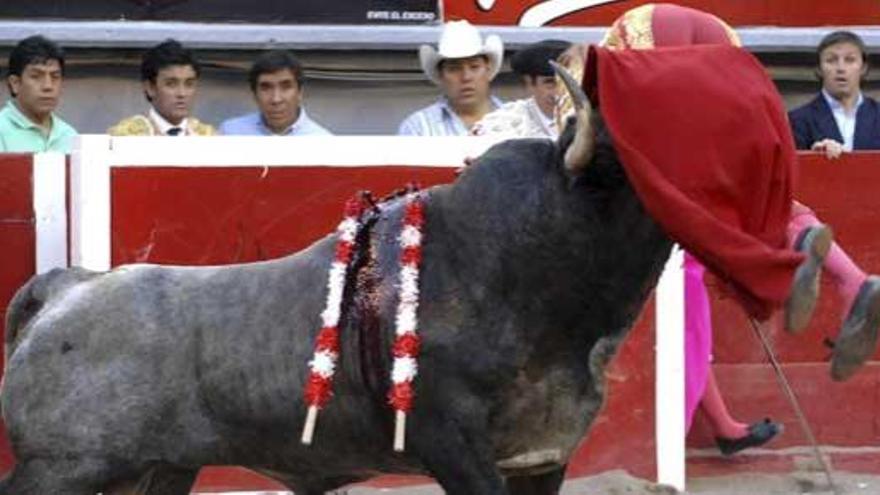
[550,60,594,175]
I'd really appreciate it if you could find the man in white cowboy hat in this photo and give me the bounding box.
[472,39,571,139]
[397,20,504,136]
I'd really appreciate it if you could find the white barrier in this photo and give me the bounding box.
[655,247,686,491]
[32,152,68,274]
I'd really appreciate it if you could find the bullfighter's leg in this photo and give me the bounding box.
[789,201,880,380]
[505,464,567,495]
[0,458,103,494]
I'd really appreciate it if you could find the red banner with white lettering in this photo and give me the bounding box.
[444,0,880,27]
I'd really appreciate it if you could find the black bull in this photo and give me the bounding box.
[0,128,672,494]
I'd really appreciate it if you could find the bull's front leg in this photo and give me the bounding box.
[506,464,567,495]
[410,400,507,494]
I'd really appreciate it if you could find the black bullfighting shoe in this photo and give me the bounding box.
[715,418,783,456]
[831,275,880,382]
[785,224,833,333]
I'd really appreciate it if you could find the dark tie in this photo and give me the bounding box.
[167,127,182,136]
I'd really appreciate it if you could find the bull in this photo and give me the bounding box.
[0,74,672,494]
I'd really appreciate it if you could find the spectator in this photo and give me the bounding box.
[398,20,503,136]
[787,31,880,381]
[473,39,570,139]
[789,31,879,158]
[108,39,215,136]
[0,35,76,152]
[220,50,331,136]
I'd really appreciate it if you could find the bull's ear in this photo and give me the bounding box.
[551,61,594,174]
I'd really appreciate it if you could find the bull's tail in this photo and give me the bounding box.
[4,267,98,365]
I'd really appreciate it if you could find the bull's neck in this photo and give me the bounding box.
[431,163,671,344]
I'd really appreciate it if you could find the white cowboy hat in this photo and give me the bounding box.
[419,20,504,86]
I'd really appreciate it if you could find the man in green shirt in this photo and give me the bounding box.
[0,35,77,153]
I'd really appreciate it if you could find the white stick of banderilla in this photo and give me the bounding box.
[394,410,407,452]
[301,405,319,445]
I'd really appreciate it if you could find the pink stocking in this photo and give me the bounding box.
[699,370,748,439]
[788,201,867,312]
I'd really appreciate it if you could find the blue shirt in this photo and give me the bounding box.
[397,96,503,136]
[219,109,332,136]
[0,100,77,152]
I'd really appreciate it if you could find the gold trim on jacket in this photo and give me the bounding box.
[108,114,216,136]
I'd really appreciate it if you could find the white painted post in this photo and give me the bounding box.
[70,134,112,271]
[32,152,68,274]
[655,246,686,492]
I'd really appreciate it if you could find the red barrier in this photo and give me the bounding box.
[0,154,34,474]
[689,153,880,464]
[712,153,880,364]
[111,166,456,266]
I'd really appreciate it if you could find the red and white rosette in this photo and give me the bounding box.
[388,193,425,451]
[301,196,366,445]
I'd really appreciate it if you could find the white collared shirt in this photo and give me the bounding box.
[218,109,332,136]
[149,107,189,136]
[397,96,504,136]
[822,89,864,151]
[471,97,557,139]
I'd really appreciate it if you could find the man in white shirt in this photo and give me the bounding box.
[220,50,332,136]
[397,20,503,136]
[473,40,571,139]
[108,39,215,136]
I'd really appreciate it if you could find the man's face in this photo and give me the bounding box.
[8,59,63,124]
[819,41,867,101]
[523,74,558,118]
[145,64,198,125]
[254,68,302,133]
[439,55,492,110]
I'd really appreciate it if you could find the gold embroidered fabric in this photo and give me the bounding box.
[107,115,154,136]
[553,3,741,133]
[107,114,217,136]
[601,3,656,50]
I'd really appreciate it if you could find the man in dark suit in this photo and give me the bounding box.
[787,30,880,382]
[789,30,880,158]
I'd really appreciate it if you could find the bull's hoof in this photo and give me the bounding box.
[831,275,880,381]
[496,449,563,471]
[785,224,832,333]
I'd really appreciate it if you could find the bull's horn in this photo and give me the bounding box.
[550,60,594,174]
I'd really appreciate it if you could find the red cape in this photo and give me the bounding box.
[584,44,803,319]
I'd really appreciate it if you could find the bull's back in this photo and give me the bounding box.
[1,239,338,462]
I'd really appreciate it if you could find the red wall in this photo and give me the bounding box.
[445,0,880,26]
[688,153,880,477]
[0,155,34,474]
[111,166,456,266]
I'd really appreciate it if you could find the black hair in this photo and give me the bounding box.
[510,39,571,78]
[817,30,868,68]
[248,50,303,93]
[437,54,489,73]
[141,39,200,83]
[7,35,65,97]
